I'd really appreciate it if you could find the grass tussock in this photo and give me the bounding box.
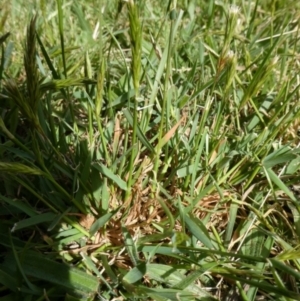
[1,0,300,300]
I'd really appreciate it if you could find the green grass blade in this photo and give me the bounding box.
[4,250,99,295]
[92,162,127,191]
[11,212,57,232]
[184,215,215,249]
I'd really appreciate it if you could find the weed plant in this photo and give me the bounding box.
[1,0,300,300]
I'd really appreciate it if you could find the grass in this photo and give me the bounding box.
[1,0,300,300]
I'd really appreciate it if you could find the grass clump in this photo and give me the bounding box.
[1,0,300,300]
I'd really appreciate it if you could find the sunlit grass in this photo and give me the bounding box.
[1,0,300,300]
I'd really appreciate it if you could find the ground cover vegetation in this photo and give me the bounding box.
[1,0,300,300]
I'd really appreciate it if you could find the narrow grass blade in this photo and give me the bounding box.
[224,202,238,244]
[155,116,184,150]
[0,195,36,217]
[89,208,119,236]
[265,168,297,202]
[36,32,59,79]
[11,212,57,232]
[123,108,155,153]
[122,226,140,266]
[80,252,112,291]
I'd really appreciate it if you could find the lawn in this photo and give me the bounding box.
[1,0,300,300]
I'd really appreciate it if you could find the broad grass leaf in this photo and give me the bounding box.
[2,251,99,296]
[145,263,216,299]
[184,215,214,249]
[92,163,127,191]
[89,208,119,236]
[176,163,201,178]
[262,145,297,169]
[286,156,300,174]
[224,202,238,243]
[0,269,18,292]
[122,263,147,284]
[239,228,265,258]
[264,168,297,201]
